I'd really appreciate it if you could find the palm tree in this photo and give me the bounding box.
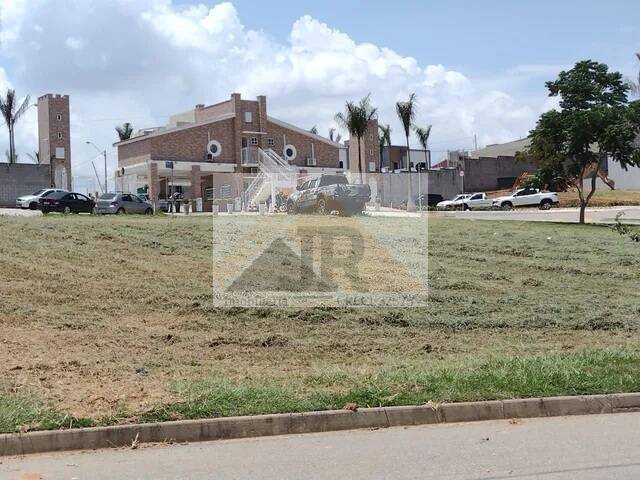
[329,128,343,144]
[378,123,392,169]
[414,125,432,169]
[115,122,134,141]
[335,94,378,183]
[26,151,40,163]
[0,89,31,164]
[396,93,417,211]
[309,125,318,135]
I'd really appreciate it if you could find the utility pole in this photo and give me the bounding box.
[473,134,478,151]
[86,141,108,193]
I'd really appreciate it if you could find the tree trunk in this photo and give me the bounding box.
[406,136,415,212]
[8,125,15,164]
[357,136,363,184]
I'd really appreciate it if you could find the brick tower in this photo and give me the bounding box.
[37,94,72,190]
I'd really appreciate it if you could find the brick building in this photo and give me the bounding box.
[37,94,72,190]
[115,93,364,211]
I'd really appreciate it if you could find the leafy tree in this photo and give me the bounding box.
[0,89,30,164]
[414,124,432,170]
[115,122,134,141]
[378,123,392,168]
[396,93,417,211]
[328,127,342,144]
[335,94,378,183]
[309,125,318,135]
[523,60,640,223]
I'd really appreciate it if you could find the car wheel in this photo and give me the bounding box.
[287,202,297,215]
[63,206,71,214]
[145,208,153,215]
[29,202,37,210]
[116,208,125,215]
[463,204,470,211]
[501,202,513,211]
[316,198,327,215]
[539,199,553,210]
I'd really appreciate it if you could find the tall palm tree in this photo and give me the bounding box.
[0,89,31,164]
[26,151,40,164]
[378,123,392,169]
[414,125,432,169]
[335,94,378,183]
[115,122,134,141]
[396,93,417,211]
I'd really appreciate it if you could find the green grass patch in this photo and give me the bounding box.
[139,349,640,422]
[0,394,93,434]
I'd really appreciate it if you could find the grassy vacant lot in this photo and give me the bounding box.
[559,189,640,208]
[0,214,639,433]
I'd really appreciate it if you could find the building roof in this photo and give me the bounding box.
[113,112,236,147]
[267,116,343,148]
[468,138,530,159]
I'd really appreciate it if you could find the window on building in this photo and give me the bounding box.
[267,138,275,147]
[57,132,63,139]
[251,137,258,146]
[244,111,253,123]
[56,114,62,121]
[370,134,373,141]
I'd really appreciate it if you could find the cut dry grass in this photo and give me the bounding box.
[0,213,639,432]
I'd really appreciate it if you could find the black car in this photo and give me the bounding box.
[39,191,96,214]
[419,193,444,207]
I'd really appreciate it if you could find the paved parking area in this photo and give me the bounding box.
[0,207,42,217]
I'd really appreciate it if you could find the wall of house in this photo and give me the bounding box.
[0,163,52,206]
[266,120,340,168]
[37,94,72,190]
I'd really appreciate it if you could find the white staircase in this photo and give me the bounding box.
[244,148,297,210]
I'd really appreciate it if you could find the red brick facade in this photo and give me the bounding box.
[37,94,72,190]
[116,94,342,170]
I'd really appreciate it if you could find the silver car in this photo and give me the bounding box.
[94,193,153,215]
[16,188,67,210]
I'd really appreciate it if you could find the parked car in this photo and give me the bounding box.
[461,192,494,210]
[287,174,371,216]
[491,188,559,210]
[94,193,153,214]
[138,194,169,212]
[39,191,95,214]
[436,194,472,210]
[16,188,67,210]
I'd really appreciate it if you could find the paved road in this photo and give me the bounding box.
[3,412,640,479]
[430,206,640,224]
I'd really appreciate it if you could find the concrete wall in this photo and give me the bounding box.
[463,156,537,192]
[375,170,461,206]
[0,164,52,206]
[607,159,640,189]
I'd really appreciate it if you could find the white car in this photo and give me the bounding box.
[462,192,494,210]
[16,188,67,210]
[436,194,472,210]
[492,188,559,210]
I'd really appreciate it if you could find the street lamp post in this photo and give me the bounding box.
[86,141,108,193]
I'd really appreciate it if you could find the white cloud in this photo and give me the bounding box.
[65,36,85,51]
[0,0,554,186]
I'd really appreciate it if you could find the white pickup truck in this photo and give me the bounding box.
[461,192,493,210]
[491,188,559,210]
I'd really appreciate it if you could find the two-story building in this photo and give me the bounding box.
[114,93,379,211]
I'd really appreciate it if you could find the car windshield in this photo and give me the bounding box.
[30,189,46,196]
[99,194,118,200]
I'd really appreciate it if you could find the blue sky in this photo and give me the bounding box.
[0,0,638,188]
[179,0,638,76]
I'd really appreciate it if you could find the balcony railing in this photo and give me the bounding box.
[241,147,260,166]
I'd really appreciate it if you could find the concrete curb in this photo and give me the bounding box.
[2,392,640,457]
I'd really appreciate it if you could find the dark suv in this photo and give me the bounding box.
[287,174,371,216]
